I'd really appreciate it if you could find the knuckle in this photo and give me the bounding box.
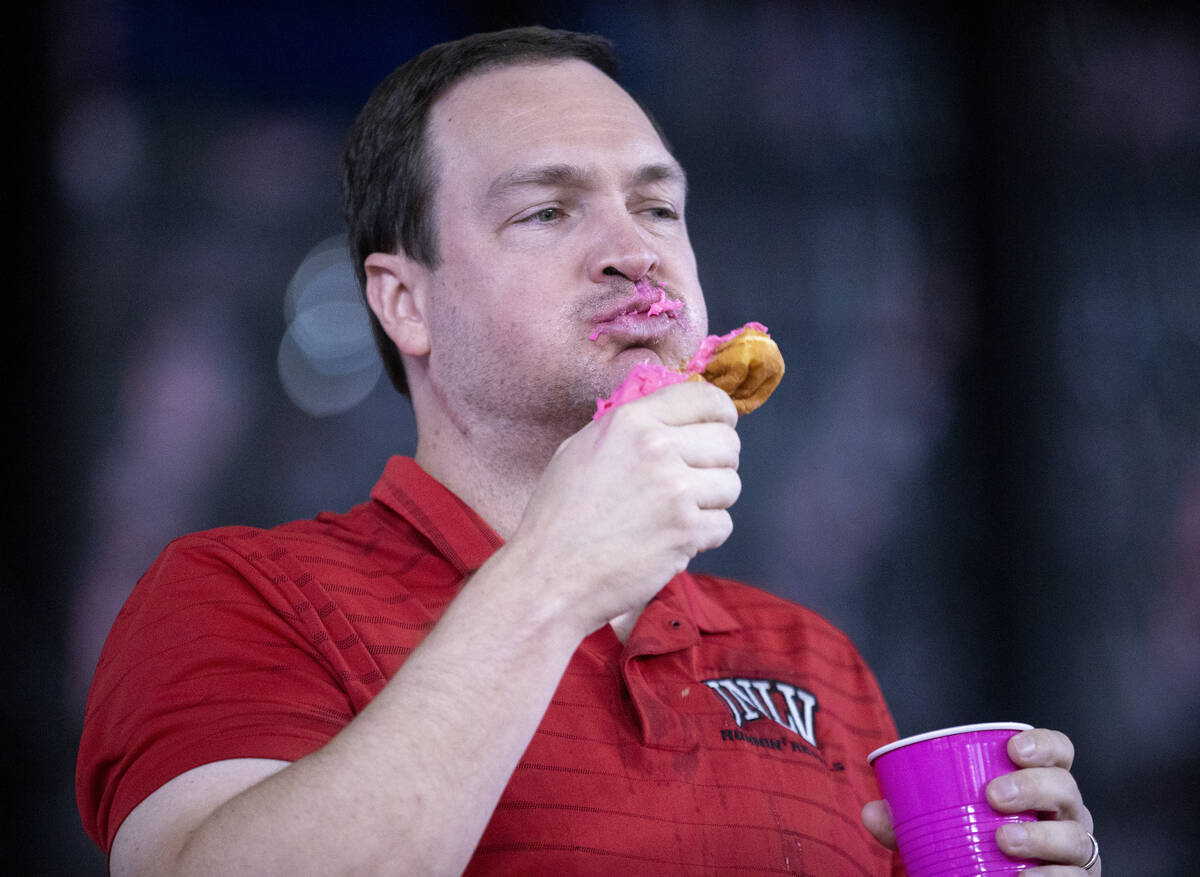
[1057,731,1076,767]
[610,402,651,433]
[1036,727,1075,767]
[660,489,696,534]
[645,434,674,463]
[1062,768,1081,803]
[728,470,743,500]
[1043,764,1078,798]
[1079,804,1094,833]
[695,512,732,553]
[667,475,692,505]
[716,427,741,461]
[623,422,672,464]
[606,402,635,428]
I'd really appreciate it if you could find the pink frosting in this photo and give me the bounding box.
[593,322,770,419]
[646,285,683,316]
[684,321,768,373]
[588,279,683,340]
[592,362,690,419]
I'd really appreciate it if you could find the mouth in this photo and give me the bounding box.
[589,278,684,342]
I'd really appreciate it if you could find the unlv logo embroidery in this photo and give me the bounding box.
[704,677,818,746]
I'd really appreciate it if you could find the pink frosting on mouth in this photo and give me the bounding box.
[593,321,769,419]
[646,284,683,316]
[588,278,683,340]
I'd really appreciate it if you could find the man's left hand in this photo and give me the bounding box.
[862,727,1100,874]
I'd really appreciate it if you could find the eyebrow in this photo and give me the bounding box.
[484,161,688,206]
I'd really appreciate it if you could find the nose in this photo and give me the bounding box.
[585,206,659,284]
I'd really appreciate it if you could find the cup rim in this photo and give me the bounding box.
[867,722,1034,764]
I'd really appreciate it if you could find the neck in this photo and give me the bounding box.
[413,412,571,541]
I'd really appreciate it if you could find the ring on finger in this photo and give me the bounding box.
[1081,831,1100,871]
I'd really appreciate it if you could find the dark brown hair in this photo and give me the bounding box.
[341,26,620,395]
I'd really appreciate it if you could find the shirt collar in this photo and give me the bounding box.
[659,573,742,635]
[370,456,503,575]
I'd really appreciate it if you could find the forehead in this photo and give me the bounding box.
[426,59,674,185]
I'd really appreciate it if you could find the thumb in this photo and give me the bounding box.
[861,800,897,849]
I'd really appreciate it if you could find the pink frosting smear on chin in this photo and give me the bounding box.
[593,321,769,419]
[592,362,689,419]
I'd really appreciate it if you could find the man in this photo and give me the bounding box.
[77,27,1100,875]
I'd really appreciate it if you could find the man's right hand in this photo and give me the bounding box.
[503,379,742,636]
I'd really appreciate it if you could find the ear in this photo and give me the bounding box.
[364,251,431,357]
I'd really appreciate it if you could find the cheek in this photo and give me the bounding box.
[688,296,709,338]
[429,293,563,376]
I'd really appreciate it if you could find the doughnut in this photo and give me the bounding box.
[694,325,785,415]
[594,323,785,419]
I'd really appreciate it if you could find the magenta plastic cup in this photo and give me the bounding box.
[868,723,1041,877]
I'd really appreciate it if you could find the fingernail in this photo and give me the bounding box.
[1013,735,1036,759]
[1001,824,1028,847]
[992,776,1019,804]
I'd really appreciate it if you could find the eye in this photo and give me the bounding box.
[522,206,563,224]
[640,204,679,221]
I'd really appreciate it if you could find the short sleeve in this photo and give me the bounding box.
[75,531,355,852]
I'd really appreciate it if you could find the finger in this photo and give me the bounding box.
[860,800,897,849]
[693,508,734,553]
[675,422,741,469]
[638,380,739,426]
[988,767,1089,825]
[996,820,1099,872]
[1009,728,1075,770]
[690,467,742,511]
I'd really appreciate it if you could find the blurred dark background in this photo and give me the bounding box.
[12,1,1199,874]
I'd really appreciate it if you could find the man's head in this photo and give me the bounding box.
[342,26,622,395]
[344,28,707,461]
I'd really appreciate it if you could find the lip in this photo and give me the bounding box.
[589,311,679,343]
[589,280,684,340]
[593,292,667,324]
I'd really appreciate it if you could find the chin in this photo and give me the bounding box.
[612,345,669,369]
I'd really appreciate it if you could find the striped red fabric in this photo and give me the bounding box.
[77,456,903,875]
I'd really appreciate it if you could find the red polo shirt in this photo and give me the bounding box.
[78,456,903,875]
